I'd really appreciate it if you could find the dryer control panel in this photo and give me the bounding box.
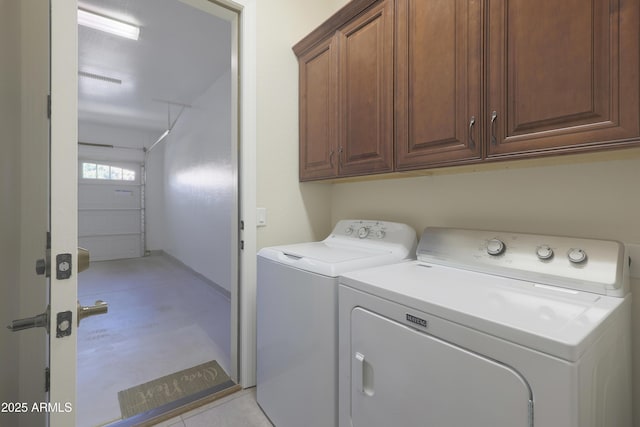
[417,227,629,297]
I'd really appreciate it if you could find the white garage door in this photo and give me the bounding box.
[78,160,143,261]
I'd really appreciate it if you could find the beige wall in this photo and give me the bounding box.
[255,0,348,249]
[19,2,51,425]
[331,150,640,243]
[0,1,21,424]
[0,2,49,424]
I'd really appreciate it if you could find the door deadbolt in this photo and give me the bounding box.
[77,247,90,273]
[35,249,51,277]
[35,247,91,278]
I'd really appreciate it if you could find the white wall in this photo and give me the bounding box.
[145,142,166,251]
[163,69,233,291]
[0,2,21,424]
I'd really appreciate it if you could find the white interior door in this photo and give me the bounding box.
[350,307,533,427]
[49,1,79,425]
[1,1,78,426]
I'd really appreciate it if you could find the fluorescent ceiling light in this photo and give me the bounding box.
[78,9,140,41]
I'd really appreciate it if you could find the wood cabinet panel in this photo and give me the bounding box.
[396,0,483,170]
[487,0,640,157]
[296,0,640,181]
[337,0,394,176]
[298,38,338,181]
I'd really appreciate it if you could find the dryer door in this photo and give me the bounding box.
[350,308,533,427]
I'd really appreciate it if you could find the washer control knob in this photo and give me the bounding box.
[536,245,554,260]
[375,230,386,239]
[568,248,587,264]
[345,226,353,235]
[358,227,370,239]
[487,239,506,256]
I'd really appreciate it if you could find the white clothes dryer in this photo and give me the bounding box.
[257,219,417,427]
[338,227,632,427]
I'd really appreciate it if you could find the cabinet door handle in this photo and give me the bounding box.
[468,116,476,149]
[329,150,335,168]
[490,110,498,145]
[338,146,343,167]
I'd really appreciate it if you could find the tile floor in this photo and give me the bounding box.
[153,388,272,427]
[75,254,270,427]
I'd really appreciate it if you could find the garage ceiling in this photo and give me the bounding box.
[77,0,231,133]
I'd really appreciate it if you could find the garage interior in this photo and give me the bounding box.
[75,1,237,425]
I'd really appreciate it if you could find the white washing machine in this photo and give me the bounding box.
[257,219,417,427]
[338,227,632,427]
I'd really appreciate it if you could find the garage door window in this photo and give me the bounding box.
[82,161,136,181]
[78,160,143,261]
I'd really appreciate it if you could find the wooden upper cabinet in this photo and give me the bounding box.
[486,0,640,157]
[395,0,483,170]
[337,0,394,177]
[295,0,393,180]
[296,0,640,180]
[298,37,338,181]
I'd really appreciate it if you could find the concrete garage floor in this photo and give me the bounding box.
[76,253,271,427]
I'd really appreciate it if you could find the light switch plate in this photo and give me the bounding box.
[257,207,267,227]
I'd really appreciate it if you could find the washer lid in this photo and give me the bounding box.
[258,242,401,277]
[257,219,417,277]
[277,242,387,263]
[340,261,627,362]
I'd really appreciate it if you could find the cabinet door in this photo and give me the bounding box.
[299,37,339,181]
[349,308,532,427]
[337,0,394,177]
[487,0,640,157]
[395,0,483,170]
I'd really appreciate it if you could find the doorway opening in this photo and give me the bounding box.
[75,0,240,425]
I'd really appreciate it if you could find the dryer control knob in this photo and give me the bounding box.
[375,230,386,239]
[487,239,506,256]
[568,248,587,264]
[345,226,353,235]
[536,245,554,260]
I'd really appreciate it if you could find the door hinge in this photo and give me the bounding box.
[240,220,245,231]
[240,240,244,250]
[47,94,51,119]
[45,367,50,392]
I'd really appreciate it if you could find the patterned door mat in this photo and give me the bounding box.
[117,360,235,419]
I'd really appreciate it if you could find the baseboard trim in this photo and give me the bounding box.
[146,250,231,301]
